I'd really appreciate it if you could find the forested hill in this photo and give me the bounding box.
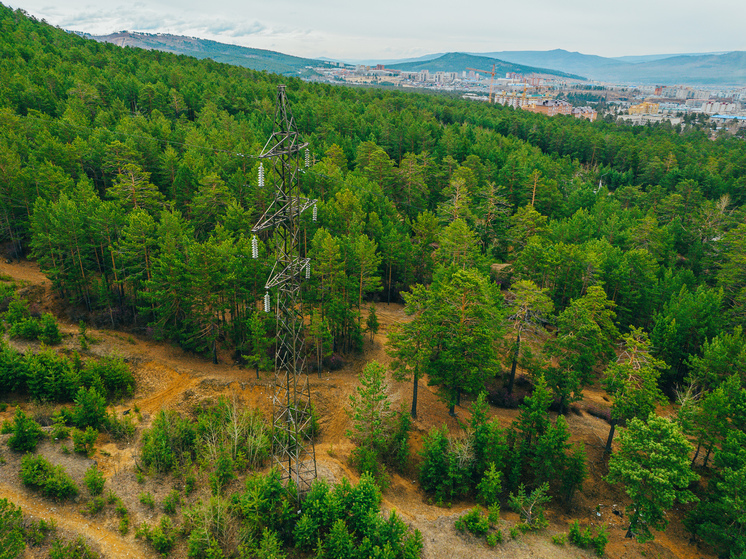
[386,52,585,80]
[2,4,746,554]
[87,31,331,77]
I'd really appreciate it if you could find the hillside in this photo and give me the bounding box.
[87,31,331,76]
[480,49,618,76]
[0,259,716,559]
[387,52,585,80]
[604,50,746,85]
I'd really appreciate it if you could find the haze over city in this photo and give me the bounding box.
[9,0,746,61]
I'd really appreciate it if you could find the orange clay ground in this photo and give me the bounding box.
[0,259,715,559]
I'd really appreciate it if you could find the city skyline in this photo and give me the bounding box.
[8,0,746,61]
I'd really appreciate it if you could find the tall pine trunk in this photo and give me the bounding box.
[605,419,617,454]
[411,373,418,418]
[508,332,521,395]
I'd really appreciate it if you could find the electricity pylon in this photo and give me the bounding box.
[252,84,317,496]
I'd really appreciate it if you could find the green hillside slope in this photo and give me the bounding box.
[387,52,585,80]
[89,31,330,76]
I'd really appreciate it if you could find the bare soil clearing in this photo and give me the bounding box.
[0,259,714,559]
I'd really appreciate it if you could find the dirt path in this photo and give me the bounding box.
[0,260,716,559]
[0,483,153,559]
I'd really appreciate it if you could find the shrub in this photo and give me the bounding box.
[83,465,105,496]
[83,497,106,516]
[0,342,26,393]
[162,489,181,515]
[487,503,500,526]
[118,514,130,535]
[568,520,609,557]
[71,427,98,456]
[25,349,78,402]
[7,407,44,452]
[8,318,41,341]
[73,387,107,429]
[38,313,62,344]
[234,469,298,543]
[20,454,79,500]
[31,401,55,427]
[140,410,197,474]
[0,498,26,558]
[48,536,99,559]
[454,506,489,536]
[419,425,471,501]
[83,358,134,400]
[78,321,90,351]
[386,408,412,473]
[136,516,177,555]
[487,530,503,546]
[290,472,422,557]
[326,353,344,371]
[477,462,503,506]
[209,449,235,494]
[4,297,30,324]
[115,501,128,517]
[508,483,550,531]
[105,413,135,442]
[349,445,389,491]
[139,492,155,509]
[256,528,286,559]
[195,397,269,473]
[183,496,231,558]
[25,518,56,546]
[185,472,196,495]
[51,411,70,440]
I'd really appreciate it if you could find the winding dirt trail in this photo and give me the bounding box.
[0,483,153,559]
[0,259,716,559]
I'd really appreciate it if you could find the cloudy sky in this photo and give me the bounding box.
[9,0,746,61]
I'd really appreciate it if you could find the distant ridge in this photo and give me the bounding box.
[386,52,585,80]
[84,32,745,85]
[475,49,746,85]
[87,31,331,76]
[478,49,617,75]
[327,53,445,66]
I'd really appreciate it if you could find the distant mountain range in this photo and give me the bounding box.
[85,32,745,86]
[86,32,333,76]
[475,49,746,85]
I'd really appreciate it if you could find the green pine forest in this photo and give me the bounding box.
[2,4,746,557]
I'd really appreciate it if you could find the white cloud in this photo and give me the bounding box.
[9,0,746,59]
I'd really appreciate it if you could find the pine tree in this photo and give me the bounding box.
[388,284,430,418]
[603,327,667,453]
[424,267,502,416]
[548,285,618,413]
[504,280,553,395]
[346,361,394,484]
[606,414,698,542]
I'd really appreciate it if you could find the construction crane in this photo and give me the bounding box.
[466,64,497,103]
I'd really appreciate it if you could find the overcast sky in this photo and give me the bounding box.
[9,0,746,61]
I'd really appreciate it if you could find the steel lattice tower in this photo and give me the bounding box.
[252,85,317,495]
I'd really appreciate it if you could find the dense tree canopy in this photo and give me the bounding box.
[3,4,746,552]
